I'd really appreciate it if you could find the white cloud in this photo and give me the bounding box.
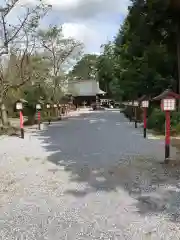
[45,0,129,19]
[61,21,120,53]
[1,0,130,53]
[55,0,130,53]
[62,22,101,46]
[21,0,129,20]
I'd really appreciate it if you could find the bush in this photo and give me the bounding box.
[147,108,165,132]
[170,112,180,134]
[119,103,125,108]
[122,103,180,135]
[122,106,142,122]
[147,108,180,134]
[170,111,180,126]
[171,123,180,135]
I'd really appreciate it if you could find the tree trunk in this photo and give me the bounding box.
[0,101,9,126]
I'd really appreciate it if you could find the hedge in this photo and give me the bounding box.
[123,106,180,135]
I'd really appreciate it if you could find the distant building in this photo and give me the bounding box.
[68,79,106,106]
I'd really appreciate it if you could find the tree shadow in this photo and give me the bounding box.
[37,114,180,222]
[136,188,180,222]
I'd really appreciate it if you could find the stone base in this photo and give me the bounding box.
[160,158,180,167]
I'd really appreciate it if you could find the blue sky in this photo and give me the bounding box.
[45,0,130,53]
[3,0,130,53]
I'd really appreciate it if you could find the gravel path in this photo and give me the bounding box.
[0,110,180,239]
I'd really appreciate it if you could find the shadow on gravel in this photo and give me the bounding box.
[37,114,180,223]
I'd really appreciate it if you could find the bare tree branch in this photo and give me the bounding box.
[0,1,51,99]
[0,0,20,55]
[2,0,20,17]
[38,25,83,101]
[6,11,30,45]
[0,1,51,56]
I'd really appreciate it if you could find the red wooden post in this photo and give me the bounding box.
[133,101,139,128]
[38,111,41,130]
[152,89,180,163]
[20,110,24,138]
[165,110,170,160]
[36,103,42,130]
[143,108,147,138]
[141,100,149,138]
[46,103,51,124]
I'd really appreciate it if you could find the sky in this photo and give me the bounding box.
[1,0,130,54]
[45,0,130,53]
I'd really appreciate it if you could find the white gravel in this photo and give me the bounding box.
[0,111,180,239]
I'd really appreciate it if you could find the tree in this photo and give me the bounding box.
[0,0,51,55]
[38,25,83,102]
[0,0,51,125]
[68,54,99,80]
[96,42,116,96]
[96,0,178,101]
[0,0,21,55]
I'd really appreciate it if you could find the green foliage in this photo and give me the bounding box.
[96,42,116,96]
[122,105,180,134]
[122,106,134,119]
[68,54,98,80]
[147,109,180,134]
[96,0,178,100]
[94,0,180,133]
[147,108,165,132]
[171,111,180,126]
[122,106,142,121]
[38,25,83,102]
[173,123,180,133]
[170,112,180,134]
[0,2,84,127]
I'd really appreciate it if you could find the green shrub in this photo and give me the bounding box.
[170,111,180,126]
[147,108,165,132]
[147,109,180,134]
[119,103,125,108]
[122,106,133,119]
[173,123,180,134]
[123,103,180,134]
[122,106,142,122]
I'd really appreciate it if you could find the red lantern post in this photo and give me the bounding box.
[16,101,24,139]
[161,98,176,161]
[38,111,41,125]
[133,101,139,128]
[46,103,51,124]
[20,110,24,138]
[141,100,149,138]
[36,103,42,130]
[53,103,58,117]
[129,101,133,122]
[153,89,180,163]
